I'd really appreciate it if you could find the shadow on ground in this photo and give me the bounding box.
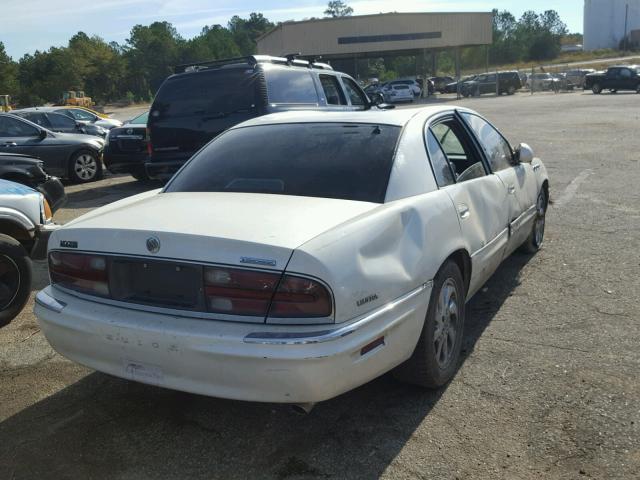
[63,178,162,209]
[0,253,533,479]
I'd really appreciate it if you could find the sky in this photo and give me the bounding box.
[2,0,584,59]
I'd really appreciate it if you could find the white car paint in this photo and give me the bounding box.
[384,85,414,103]
[35,106,549,404]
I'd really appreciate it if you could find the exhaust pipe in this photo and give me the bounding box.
[291,402,316,415]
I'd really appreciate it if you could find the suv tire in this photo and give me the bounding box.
[592,83,602,94]
[0,234,32,327]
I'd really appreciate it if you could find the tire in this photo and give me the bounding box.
[68,149,102,183]
[636,85,640,94]
[507,86,516,95]
[131,169,150,182]
[0,234,32,328]
[520,188,548,254]
[394,260,465,388]
[592,83,602,94]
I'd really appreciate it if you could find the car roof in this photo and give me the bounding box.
[13,107,58,112]
[231,106,456,129]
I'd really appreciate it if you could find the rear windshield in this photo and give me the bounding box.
[152,68,259,118]
[165,123,401,203]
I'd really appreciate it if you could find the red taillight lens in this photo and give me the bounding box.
[204,267,280,316]
[49,251,109,297]
[203,267,332,318]
[269,275,332,318]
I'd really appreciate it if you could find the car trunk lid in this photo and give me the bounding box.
[54,191,379,270]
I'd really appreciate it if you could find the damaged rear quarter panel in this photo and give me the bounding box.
[287,190,465,323]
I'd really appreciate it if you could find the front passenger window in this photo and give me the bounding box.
[0,117,39,137]
[461,113,513,172]
[341,78,367,107]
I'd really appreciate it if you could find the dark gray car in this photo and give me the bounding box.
[12,110,107,138]
[0,113,104,183]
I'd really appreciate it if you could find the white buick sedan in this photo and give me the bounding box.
[35,107,549,408]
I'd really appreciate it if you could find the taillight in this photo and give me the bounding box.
[49,251,109,297]
[48,253,333,321]
[204,267,280,316]
[269,275,332,318]
[203,266,332,318]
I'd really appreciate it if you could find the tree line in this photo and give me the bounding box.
[0,13,274,106]
[0,7,577,106]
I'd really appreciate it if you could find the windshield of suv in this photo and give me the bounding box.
[165,122,401,203]
[129,112,149,124]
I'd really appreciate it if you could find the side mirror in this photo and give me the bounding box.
[514,143,534,164]
[38,129,47,140]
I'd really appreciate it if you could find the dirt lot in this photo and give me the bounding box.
[0,91,638,479]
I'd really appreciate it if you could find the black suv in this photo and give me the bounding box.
[146,55,380,180]
[461,71,522,97]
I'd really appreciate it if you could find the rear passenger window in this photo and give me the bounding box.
[425,130,455,187]
[319,75,346,105]
[461,113,513,172]
[266,69,319,104]
[341,78,367,107]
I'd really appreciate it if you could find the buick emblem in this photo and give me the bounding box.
[146,236,161,253]
[126,128,133,135]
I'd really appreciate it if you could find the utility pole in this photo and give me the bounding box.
[623,3,629,53]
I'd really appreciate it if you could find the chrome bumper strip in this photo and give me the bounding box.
[243,281,432,345]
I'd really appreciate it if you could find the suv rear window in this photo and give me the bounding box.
[153,68,259,118]
[166,123,401,203]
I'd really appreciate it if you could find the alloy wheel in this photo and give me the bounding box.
[74,153,98,180]
[534,191,547,247]
[433,278,460,369]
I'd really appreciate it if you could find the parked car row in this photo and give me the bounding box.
[0,113,105,183]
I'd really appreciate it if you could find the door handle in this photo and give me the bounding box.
[457,204,470,219]
[507,185,516,194]
[3,142,17,147]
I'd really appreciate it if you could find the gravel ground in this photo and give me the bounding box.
[0,91,638,480]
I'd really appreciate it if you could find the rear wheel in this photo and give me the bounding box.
[0,234,32,328]
[394,260,465,388]
[507,86,516,95]
[592,83,602,94]
[69,150,102,183]
[131,169,150,182]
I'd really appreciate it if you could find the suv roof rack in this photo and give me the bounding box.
[174,55,333,74]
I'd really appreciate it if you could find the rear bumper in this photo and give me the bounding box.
[103,150,147,174]
[34,283,431,403]
[145,160,185,180]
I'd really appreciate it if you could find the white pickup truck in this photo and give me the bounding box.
[0,179,58,326]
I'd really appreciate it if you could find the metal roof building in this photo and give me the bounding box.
[256,12,493,61]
